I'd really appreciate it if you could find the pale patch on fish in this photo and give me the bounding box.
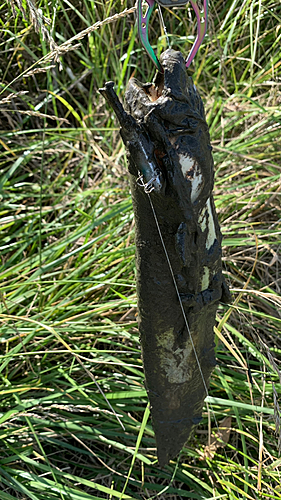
[178,153,203,203]
[178,153,194,175]
[198,204,207,232]
[157,329,193,384]
[201,266,210,291]
[198,198,216,249]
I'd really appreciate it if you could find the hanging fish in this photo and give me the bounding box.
[100,49,231,467]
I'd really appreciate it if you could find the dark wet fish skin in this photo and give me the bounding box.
[100,49,231,466]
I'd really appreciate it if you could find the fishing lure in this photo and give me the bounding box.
[137,0,208,71]
[100,49,231,466]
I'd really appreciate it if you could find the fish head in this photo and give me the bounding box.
[124,49,213,209]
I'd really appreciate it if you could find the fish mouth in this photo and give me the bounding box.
[141,76,164,101]
[129,49,187,103]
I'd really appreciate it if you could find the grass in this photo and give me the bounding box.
[0,0,281,498]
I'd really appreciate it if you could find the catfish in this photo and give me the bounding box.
[99,49,231,466]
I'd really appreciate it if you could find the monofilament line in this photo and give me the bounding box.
[146,187,239,490]
[146,188,222,434]
[147,193,209,395]
[158,5,170,48]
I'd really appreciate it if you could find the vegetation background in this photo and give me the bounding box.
[0,0,281,498]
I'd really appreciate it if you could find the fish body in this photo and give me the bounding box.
[100,49,230,466]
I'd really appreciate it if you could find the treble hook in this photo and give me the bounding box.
[137,0,208,72]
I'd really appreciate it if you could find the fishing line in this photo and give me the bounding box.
[158,5,170,48]
[136,176,238,467]
[143,182,242,495]
[146,189,212,400]
[138,175,213,396]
